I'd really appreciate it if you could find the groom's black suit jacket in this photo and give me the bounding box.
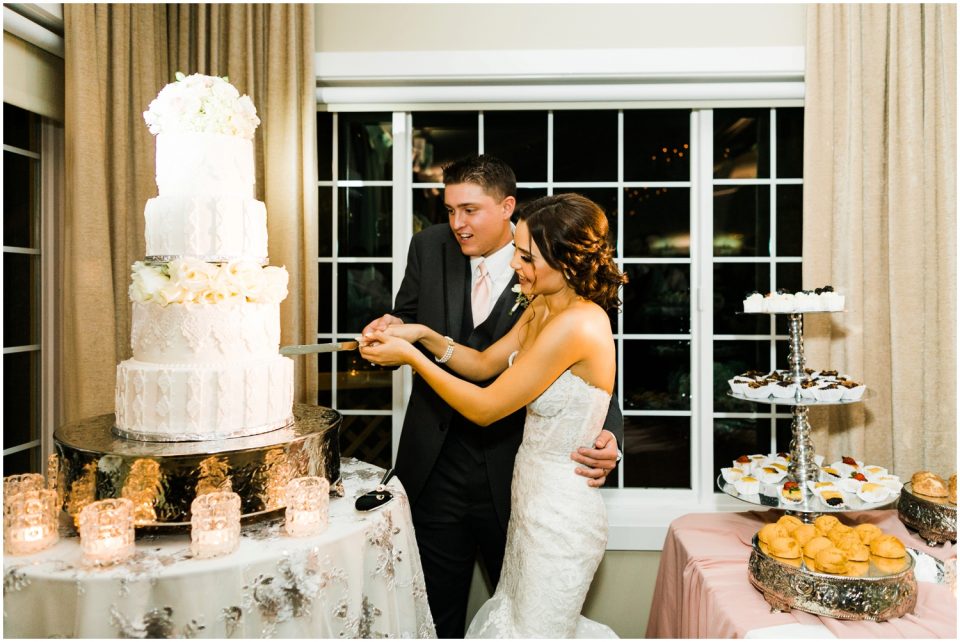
[391,223,624,530]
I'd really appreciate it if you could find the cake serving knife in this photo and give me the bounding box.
[279,340,359,355]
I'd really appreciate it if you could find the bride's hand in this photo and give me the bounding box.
[359,330,418,367]
[381,323,427,344]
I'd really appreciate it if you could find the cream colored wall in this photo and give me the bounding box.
[315,3,805,51]
[467,551,661,637]
[3,32,64,121]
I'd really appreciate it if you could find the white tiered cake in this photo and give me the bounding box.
[115,73,294,442]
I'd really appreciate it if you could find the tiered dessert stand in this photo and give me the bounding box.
[719,311,896,515]
[721,309,921,622]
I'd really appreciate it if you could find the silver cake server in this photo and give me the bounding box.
[279,340,359,356]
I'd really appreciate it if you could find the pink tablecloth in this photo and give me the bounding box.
[646,510,956,639]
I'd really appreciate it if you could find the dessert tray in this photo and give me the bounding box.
[897,482,957,545]
[718,475,900,514]
[748,533,919,621]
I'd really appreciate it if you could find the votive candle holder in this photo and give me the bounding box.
[190,491,241,559]
[284,476,330,537]
[3,489,58,555]
[4,473,46,503]
[78,498,136,565]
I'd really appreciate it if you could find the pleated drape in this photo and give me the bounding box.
[802,4,956,475]
[62,4,317,422]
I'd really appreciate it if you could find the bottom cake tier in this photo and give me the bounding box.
[115,355,294,441]
[53,404,341,526]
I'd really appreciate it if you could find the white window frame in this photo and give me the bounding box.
[317,46,805,549]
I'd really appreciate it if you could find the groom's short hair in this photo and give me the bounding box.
[443,155,517,202]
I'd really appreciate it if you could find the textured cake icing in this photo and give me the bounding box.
[115,73,293,441]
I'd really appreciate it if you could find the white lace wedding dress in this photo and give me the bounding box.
[465,354,618,638]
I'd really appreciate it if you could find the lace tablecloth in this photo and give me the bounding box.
[3,458,435,638]
[645,510,956,639]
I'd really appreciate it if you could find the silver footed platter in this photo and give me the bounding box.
[53,403,341,527]
[718,475,900,515]
[726,390,873,407]
[897,482,957,545]
[748,534,918,621]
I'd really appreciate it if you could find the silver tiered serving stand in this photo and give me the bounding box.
[719,312,897,516]
[724,311,927,623]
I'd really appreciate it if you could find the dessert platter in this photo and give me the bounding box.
[719,453,902,513]
[54,74,343,527]
[897,471,957,545]
[747,514,920,621]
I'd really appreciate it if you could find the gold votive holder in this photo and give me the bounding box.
[190,491,241,559]
[284,476,330,537]
[3,489,59,555]
[78,498,136,565]
[3,473,46,504]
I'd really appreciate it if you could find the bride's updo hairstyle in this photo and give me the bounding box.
[517,193,627,310]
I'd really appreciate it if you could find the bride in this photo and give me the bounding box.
[359,193,626,638]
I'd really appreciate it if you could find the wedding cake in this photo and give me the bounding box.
[114,73,294,442]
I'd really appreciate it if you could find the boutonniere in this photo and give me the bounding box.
[510,284,532,315]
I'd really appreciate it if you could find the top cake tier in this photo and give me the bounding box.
[142,73,265,262]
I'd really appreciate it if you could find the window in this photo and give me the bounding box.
[3,102,43,474]
[316,106,803,498]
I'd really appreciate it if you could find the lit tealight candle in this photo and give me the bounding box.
[3,473,45,501]
[3,489,58,555]
[284,476,330,537]
[78,498,136,565]
[190,491,241,559]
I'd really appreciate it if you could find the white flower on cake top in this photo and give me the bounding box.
[743,286,845,313]
[143,72,260,139]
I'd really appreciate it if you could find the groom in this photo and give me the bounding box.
[361,155,623,638]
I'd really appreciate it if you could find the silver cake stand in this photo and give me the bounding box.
[53,403,341,527]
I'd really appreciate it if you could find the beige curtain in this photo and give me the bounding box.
[62,4,317,422]
[802,4,956,476]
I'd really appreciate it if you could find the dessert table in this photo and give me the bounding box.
[646,510,956,639]
[3,458,436,638]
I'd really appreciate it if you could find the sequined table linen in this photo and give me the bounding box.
[646,510,956,639]
[3,459,436,639]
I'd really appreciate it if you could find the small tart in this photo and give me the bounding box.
[758,523,789,545]
[768,536,801,559]
[819,489,845,508]
[776,514,803,534]
[870,534,906,559]
[803,536,833,559]
[853,523,883,545]
[814,547,849,575]
[792,523,818,547]
[780,481,803,504]
[950,474,957,504]
[814,514,841,535]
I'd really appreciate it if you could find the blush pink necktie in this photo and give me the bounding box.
[472,260,492,327]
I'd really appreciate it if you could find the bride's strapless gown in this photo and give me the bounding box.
[466,354,618,639]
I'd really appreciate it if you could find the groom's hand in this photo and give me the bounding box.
[571,430,619,488]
